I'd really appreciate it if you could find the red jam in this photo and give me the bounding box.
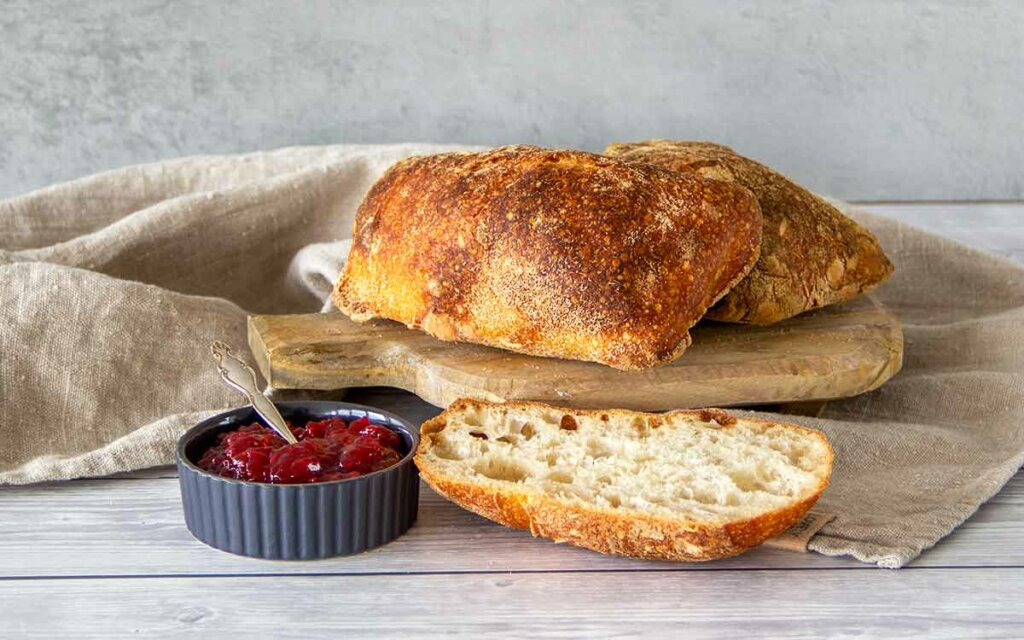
[197,417,404,484]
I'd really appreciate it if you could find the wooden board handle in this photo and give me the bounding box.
[249,312,420,389]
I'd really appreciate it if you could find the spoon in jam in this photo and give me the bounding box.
[210,341,299,445]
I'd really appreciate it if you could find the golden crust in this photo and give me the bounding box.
[604,140,894,324]
[415,399,833,562]
[334,145,762,369]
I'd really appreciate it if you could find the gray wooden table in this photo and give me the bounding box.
[1,203,1021,639]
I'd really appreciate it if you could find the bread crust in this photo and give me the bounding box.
[333,145,762,369]
[604,140,894,324]
[415,399,833,562]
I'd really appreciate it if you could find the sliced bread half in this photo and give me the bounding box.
[415,399,833,561]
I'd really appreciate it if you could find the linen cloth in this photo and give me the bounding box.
[1,144,1022,568]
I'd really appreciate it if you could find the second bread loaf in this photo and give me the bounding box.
[605,140,894,324]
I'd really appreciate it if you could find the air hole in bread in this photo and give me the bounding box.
[630,416,649,436]
[469,431,488,440]
[547,470,573,484]
[496,435,516,445]
[473,459,527,483]
[538,413,560,426]
[586,438,612,459]
[521,423,536,440]
[728,470,768,493]
[560,415,578,431]
[432,447,466,461]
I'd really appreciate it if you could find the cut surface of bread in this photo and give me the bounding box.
[604,139,894,324]
[415,399,833,561]
[333,145,762,370]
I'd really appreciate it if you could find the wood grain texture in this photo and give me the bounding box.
[249,296,903,410]
[3,569,1022,639]
[0,469,1020,578]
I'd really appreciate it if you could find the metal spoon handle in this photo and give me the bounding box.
[210,341,298,444]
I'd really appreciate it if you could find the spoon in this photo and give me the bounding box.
[210,341,299,445]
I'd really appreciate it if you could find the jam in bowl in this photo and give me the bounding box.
[197,416,405,484]
[177,401,420,560]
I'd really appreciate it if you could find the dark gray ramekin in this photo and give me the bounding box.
[176,401,419,560]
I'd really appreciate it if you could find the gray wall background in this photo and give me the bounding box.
[1,0,1021,200]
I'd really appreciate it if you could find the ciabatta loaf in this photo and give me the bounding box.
[604,140,893,324]
[415,399,832,561]
[333,145,762,370]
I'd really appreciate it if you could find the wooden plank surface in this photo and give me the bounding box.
[249,295,903,411]
[0,386,1021,579]
[0,464,1021,578]
[1,385,1018,578]
[3,569,1022,639]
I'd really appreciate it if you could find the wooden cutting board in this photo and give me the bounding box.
[248,295,902,411]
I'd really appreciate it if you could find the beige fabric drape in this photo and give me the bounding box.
[2,145,1021,568]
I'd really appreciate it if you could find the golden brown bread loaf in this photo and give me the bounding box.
[415,399,833,562]
[333,145,762,369]
[604,140,894,324]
